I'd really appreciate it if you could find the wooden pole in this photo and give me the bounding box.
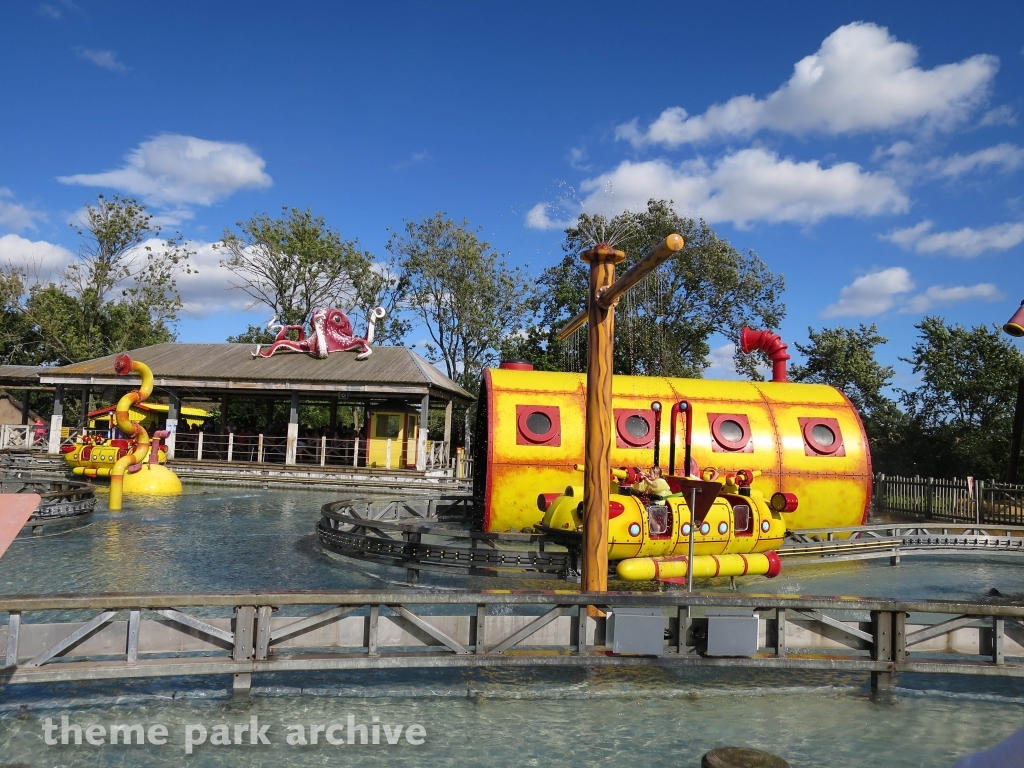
[557,234,684,341]
[580,244,625,596]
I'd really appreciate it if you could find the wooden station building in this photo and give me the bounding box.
[10,343,473,473]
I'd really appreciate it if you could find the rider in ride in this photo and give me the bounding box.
[631,466,672,501]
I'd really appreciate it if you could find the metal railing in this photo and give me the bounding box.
[0,424,44,451]
[874,474,1024,525]
[2,591,1023,695]
[170,433,454,471]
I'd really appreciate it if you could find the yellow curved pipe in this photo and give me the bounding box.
[108,355,154,511]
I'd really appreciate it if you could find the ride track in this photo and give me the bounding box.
[316,497,1024,582]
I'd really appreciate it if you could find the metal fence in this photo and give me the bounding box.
[170,433,452,471]
[3,590,1023,695]
[874,474,1024,525]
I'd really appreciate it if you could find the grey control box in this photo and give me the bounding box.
[607,607,665,656]
[705,609,759,656]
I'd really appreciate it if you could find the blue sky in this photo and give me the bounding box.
[1,1,1022,386]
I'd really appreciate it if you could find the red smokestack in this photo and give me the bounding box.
[740,328,790,383]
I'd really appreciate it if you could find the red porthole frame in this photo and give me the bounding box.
[516,405,561,446]
[615,409,656,448]
[799,417,845,457]
[708,413,753,453]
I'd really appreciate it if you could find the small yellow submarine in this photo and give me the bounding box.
[62,435,167,478]
[537,463,793,582]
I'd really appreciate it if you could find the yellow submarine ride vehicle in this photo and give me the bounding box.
[62,434,167,477]
[63,354,181,506]
[538,457,795,583]
[472,328,871,537]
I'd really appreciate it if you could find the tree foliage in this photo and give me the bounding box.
[515,200,785,378]
[387,212,530,389]
[898,317,1024,479]
[1,194,191,366]
[219,207,374,329]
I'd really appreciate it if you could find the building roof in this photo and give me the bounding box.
[0,365,53,389]
[38,343,474,402]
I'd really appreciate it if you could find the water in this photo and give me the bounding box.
[1,486,1023,766]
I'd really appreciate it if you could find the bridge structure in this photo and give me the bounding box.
[2,590,1023,697]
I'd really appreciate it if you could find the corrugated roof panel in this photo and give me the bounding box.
[40,344,474,400]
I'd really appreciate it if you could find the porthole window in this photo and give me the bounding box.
[799,417,845,457]
[516,405,561,446]
[708,413,753,453]
[615,409,656,448]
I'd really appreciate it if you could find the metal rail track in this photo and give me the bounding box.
[318,498,1024,579]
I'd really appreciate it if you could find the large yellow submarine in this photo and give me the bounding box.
[472,330,872,544]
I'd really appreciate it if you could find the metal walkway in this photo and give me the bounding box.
[2,590,1023,696]
[780,523,1024,565]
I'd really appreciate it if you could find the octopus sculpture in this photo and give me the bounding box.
[252,306,386,360]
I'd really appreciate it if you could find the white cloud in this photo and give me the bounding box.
[0,234,75,278]
[979,105,1016,126]
[58,134,272,208]
[883,220,1024,257]
[932,143,1024,177]
[0,188,44,232]
[74,47,129,73]
[901,283,1004,313]
[391,151,430,171]
[705,343,737,374]
[534,148,907,229]
[619,22,997,147]
[174,241,258,317]
[567,147,592,171]
[823,267,914,317]
[525,202,575,231]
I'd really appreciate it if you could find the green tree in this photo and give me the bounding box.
[790,324,911,474]
[899,317,1024,479]
[521,199,785,378]
[218,207,377,329]
[387,212,531,390]
[1,195,190,366]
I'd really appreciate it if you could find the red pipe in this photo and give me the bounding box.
[740,327,791,383]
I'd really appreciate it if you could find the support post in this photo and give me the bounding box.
[417,394,429,471]
[580,245,624,596]
[329,395,338,431]
[47,385,63,454]
[20,389,30,425]
[444,400,453,460]
[1007,377,1024,484]
[166,390,180,459]
[232,605,256,698]
[871,610,894,692]
[285,392,299,465]
[80,386,89,428]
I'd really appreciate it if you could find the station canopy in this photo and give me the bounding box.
[35,343,475,404]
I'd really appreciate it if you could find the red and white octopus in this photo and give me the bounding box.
[252,306,386,360]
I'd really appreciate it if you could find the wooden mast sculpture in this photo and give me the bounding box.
[556,234,685,595]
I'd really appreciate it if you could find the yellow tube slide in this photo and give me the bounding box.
[108,354,153,511]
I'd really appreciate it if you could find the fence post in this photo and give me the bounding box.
[353,438,359,468]
[257,434,264,463]
[227,432,234,462]
[977,479,984,525]
[874,473,885,515]
[386,438,392,469]
[926,477,935,519]
[320,435,327,467]
[197,432,204,462]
